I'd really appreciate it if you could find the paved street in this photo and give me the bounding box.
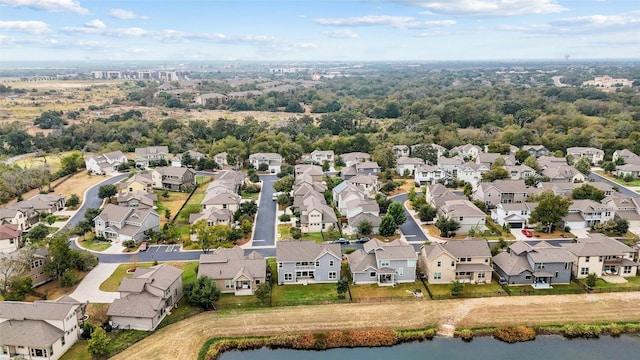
[391,193,428,244]
[64,173,128,228]
[588,172,639,198]
[251,174,278,247]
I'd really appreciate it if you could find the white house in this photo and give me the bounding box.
[396,157,424,176]
[85,151,128,175]
[249,153,282,173]
[567,147,604,165]
[414,164,446,185]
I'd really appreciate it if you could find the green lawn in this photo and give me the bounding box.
[506,282,584,295]
[588,276,640,289]
[60,340,90,360]
[241,191,259,200]
[278,225,333,243]
[271,283,346,306]
[100,261,198,292]
[349,282,426,300]
[596,171,640,187]
[217,293,263,309]
[78,237,112,252]
[427,281,508,298]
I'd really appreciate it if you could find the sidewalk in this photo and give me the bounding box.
[70,263,120,303]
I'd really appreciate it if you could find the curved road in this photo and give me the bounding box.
[588,172,639,198]
[64,173,128,228]
[390,193,428,243]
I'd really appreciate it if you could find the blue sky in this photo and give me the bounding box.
[0,0,638,62]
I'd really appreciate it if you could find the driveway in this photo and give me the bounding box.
[251,174,278,248]
[390,193,428,246]
[70,263,120,303]
[511,229,532,240]
[570,228,590,238]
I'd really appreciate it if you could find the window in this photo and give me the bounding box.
[255,279,260,285]
[278,263,282,268]
[565,263,570,270]
[407,260,416,268]
[624,266,632,274]
[555,271,559,278]
[328,271,337,280]
[525,275,532,280]
[437,261,441,267]
[329,260,334,267]
[316,261,320,266]
[537,263,545,269]
[599,256,603,262]
[434,272,442,280]
[9,238,14,244]
[284,273,292,281]
[477,272,485,279]
[61,335,65,346]
[380,260,390,267]
[459,258,467,262]
[225,280,233,289]
[397,267,404,276]
[585,256,590,263]
[581,267,589,275]
[369,271,376,278]
[31,349,46,357]
[459,217,464,221]
[451,261,455,267]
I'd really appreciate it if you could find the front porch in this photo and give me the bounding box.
[531,271,554,289]
[377,267,396,287]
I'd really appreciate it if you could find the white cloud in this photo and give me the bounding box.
[393,0,567,17]
[322,29,359,38]
[499,14,640,35]
[550,14,639,27]
[84,19,105,29]
[315,15,455,29]
[108,8,147,20]
[0,20,50,34]
[0,0,89,15]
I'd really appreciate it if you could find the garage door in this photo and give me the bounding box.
[508,222,523,229]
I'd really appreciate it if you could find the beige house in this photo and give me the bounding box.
[0,224,21,254]
[566,147,604,165]
[135,146,169,168]
[118,173,154,194]
[419,240,493,284]
[107,264,183,331]
[198,247,266,296]
[561,234,638,279]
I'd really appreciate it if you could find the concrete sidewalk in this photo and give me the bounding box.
[70,263,120,303]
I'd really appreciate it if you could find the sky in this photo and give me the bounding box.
[0,0,639,62]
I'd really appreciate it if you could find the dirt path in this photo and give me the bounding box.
[112,291,640,360]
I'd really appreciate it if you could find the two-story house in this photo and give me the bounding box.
[198,247,266,296]
[348,239,417,286]
[456,162,490,189]
[294,164,324,183]
[473,180,530,207]
[503,165,536,180]
[562,199,614,230]
[392,145,410,158]
[437,156,465,177]
[249,153,283,173]
[151,166,196,191]
[612,149,640,165]
[117,173,154,194]
[567,147,604,165]
[491,202,538,229]
[414,164,446,186]
[396,157,424,176]
[450,144,481,160]
[0,297,86,360]
[307,150,335,166]
[0,224,21,254]
[346,174,379,198]
[171,150,206,168]
[522,145,550,158]
[341,152,371,167]
[541,165,586,183]
[419,240,493,284]
[93,204,160,242]
[135,146,169,168]
[276,241,342,285]
[493,241,574,287]
[85,150,128,175]
[107,264,183,331]
[561,234,638,279]
[438,199,487,234]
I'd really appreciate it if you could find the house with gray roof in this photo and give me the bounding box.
[276,241,342,285]
[151,166,196,191]
[522,145,550,158]
[249,152,282,173]
[115,190,157,209]
[567,147,604,165]
[193,93,228,106]
[189,207,234,227]
[541,165,585,183]
[615,163,640,179]
[171,150,206,168]
[135,146,169,168]
[22,194,66,215]
[562,199,614,231]
[613,149,640,165]
[0,296,86,360]
[538,155,568,169]
[107,264,183,331]
[346,174,379,198]
[419,239,493,284]
[0,206,31,232]
[450,144,481,160]
[307,150,335,166]
[392,145,410,158]
[438,199,487,234]
[295,164,323,182]
[602,195,640,233]
[396,157,424,176]
[437,156,465,177]
[493,241,574,287]
[348,239,417,286]
[456,162,490,189]
[198,247,266,296]
[415,164,446,185]
[341,152,371,167]
[491,202,538,229]
[93,204,160,242]
[473,180,530,207]
[561,233,638,279]
[476,153,516,168]
[85,150,128,175]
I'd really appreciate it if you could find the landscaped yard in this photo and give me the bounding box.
[277,224,329,243]
[506,282,584,295]
[588,275,640,289]
[349,282,427,301]
[77,236,112,252]
[99,261,198,292]
[26,269,88,301]
[217,293,263,309]
[427,281,508,299]
[271,283,346,306]
[596,171,640,187]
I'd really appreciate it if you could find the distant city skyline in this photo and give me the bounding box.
[0,0,638,62]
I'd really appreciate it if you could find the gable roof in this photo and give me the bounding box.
[276,241,341,262]
[198,247,266,281]
[0,319,64,347]
[562,233,634,257]
[442,239,491,258]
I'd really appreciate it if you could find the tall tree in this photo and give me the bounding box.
[387,202,407,227]
[46,234,75,279]
[378,214,397,237]
[572,184,605,202]
[574,156,592,175]
[0,246,35,294]
[183,276,221,310]
[97,184,118,200]
[529,191,572,233]
[87,327,112,359]
[435,216,461,238]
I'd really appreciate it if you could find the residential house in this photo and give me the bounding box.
[476,153,516,168]
[107,264,183,331]
[346,174,380,198]
[418,240,493,284]
[85,151,128,175]
[249,152,283,173]
[201,191,241,213]
[522,145,550,158]
[348,239,418,286]
[537,182,616,199]
[8,202,42,230]
[602,195,640,231]
[0,297,86,360]
[348,212,382,235]
[612,149,640,165]
[567,147,604,164]
[538,155,568,169]
[171,150,205,168]
[294,164,323,183]
[134,146,169,168]
[562,199,614,230]
[115,191,157,209]
[392,145,410,158]
[23,248,53,287]
[340,161,380,179]
[22,194,66,215]
[451,144,481,160]
[0,207,30,232]
[198,247,266,296]
[193,93,228,106]
[93,204,160,242]
[504,165,536,180]
[541,165,586,183]
[615,163,640,179]
[473,180,530,207]
[414,164,446,185]
[438,199,487,234]
[411,143,447,160]
[561,233,638,279]
[298,196,337,233]
[276,241,342,284]
[456,162,489,189]
[491,202,537,229]
[117,173,154,194]
[0,224,21,253]
[341,152,371,167]
[437,156,465,177]
[307,150,335,166]
[396,157,424,176]
[425,183,463,208]
[493,241,574,287]
[189,207,233,227]
[151,166,196,191]
[213,152,228,168]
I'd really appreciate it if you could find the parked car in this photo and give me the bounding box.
[333,238,350,244]
[521,229,533,238]
[139,241,148,251]
[355,237,370,244]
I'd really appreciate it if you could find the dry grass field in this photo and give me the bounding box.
[112,291,640,360]
[4,170,106,206]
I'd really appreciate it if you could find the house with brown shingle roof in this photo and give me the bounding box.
[151,166,196,191]
[107,264,183,331]
[419,239,493,284]
[0,223,21,254]
[439,199,487,234]
[473,180,530,207]
[276,241,342,285]
[0,296,86,360]
[198,247,266,296]
[348,238,417,286]
[93,204,160,242]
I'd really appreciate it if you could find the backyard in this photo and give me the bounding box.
[99,261,198,292]
[427,281,508,299]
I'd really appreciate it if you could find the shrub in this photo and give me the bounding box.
[123,240,136,248]
[455,329,474,342]
[492,326,536,343]
[81,323,95,339]
[562,324,601,339]
[290,227,302,240]
[60,269,79,287]
[279,214,291,222]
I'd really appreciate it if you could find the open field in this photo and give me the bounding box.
[4,170,106,206]
[112,291,640,360]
